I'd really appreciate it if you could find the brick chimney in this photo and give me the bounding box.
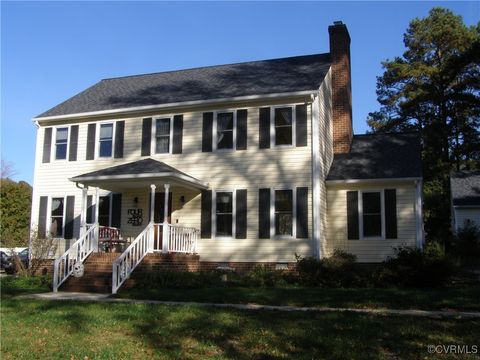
[329,21,353,154]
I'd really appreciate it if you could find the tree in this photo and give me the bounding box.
[0,178,32,247]
[367,8,480,243]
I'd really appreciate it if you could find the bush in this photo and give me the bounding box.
[137,271,222,289]
[376,244,455,287]
[296,250,368,287]
[245,265,288,287]
[453,221,480,263]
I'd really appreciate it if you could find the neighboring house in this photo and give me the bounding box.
[30,22,423,293]
[451,171,480,230]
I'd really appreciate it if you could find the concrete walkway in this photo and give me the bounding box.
[16,292,480,320]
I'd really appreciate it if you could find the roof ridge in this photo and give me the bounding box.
[100,53,330,81]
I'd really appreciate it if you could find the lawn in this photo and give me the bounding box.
[117,286,480,312]
[2,298,479,360]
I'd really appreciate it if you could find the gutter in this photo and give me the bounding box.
[33,90,316,123]
[325,177,422,186]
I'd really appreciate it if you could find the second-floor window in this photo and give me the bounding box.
[99,123,114,157]
[155,118,171,154]
[216,112,234,150]
[55,127,68,160]
[274,107,293,146]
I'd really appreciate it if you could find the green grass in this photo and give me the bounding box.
[117,286,480,311]
[1,275,50,298]
[2,298,479,360]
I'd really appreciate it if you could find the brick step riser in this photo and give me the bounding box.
[61,286,111,293]
[65,279,112,286]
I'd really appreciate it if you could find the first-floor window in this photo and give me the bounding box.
[98,195,111,227]
[51,197,64,237]
[99,123,113,157]
[55,127,68,160]
[216,192,233,236]
[362,192,382,237]
[155,118,171,153]
[275,190,293,236]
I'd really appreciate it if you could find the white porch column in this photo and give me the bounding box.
[94,187,100,252]
[149,184,156,251]
[80,187,88,237]
[162,183,170,253]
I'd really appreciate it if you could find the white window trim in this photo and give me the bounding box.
[359,189,386,240]
[96,121,116,159]
[213,110,237,152]
[271,188,296,239]
[270,104,297,148]
[48,196,66,239]
[212,189,236,240]
[52,126,70,161]
[151,116,173,155]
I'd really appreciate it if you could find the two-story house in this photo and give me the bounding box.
[30,22,424,293]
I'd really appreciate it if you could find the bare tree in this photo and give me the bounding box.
[1,159,17,179]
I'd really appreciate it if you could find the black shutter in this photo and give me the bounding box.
[86,124,96,160]
[236,189,247,239]
[296,187,308,238]
[259,108,270,149]
[259,188,270,238]
[202,112,213,152]
[172,115,183,154]
[385,189,397,239]
[236,109,248,150]
[296,104,307,147]
[42,128,52,163]
[111,193,122,228]
[114,121,125,158]
[141,118,152,156]
[68,125,79,161]
[64,196,75,240]
[347,191,359,240]
[201,190,212,238]
[38,196,48,238]
[86,195,93,224]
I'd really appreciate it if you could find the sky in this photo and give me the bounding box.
[1,1,479,184]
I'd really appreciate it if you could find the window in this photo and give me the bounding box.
[99,123,113,157]
[50,197,64,237]
[55,128,68,160]
[274,107,293,146]
[216,192,233,237]
[98,196,111,227]
[216,112,234,149]
[275,190,293,236]
[362,192,382,237]
[155,118,171,153]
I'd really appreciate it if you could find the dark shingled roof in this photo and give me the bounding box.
[451,171,480,206]
[70,158,192,180]
[37,53,331,118]
[327,133,422,181]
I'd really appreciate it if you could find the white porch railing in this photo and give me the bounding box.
[111,223,152,294]
[153,223,198,254]
[52,223,98,292]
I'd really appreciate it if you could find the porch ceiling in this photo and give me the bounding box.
[69,158,209,192]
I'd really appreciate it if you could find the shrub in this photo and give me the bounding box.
[453,221,480,263]
[137,271,221,289]
[245,265,288,287]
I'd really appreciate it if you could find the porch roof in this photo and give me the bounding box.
[69,158,209,191]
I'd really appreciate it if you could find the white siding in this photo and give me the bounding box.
[326,182,418,262]
[454,208,480,229]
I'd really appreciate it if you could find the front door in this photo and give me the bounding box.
[152,192,172,250]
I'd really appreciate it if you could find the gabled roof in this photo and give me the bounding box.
[69,158,208,190]
[37,53,331,118]
[451,171,480,206]
[327,133,422,181]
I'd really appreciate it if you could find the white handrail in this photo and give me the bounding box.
[152,223,198,253]
[52,223,98,292]
[112,223,152,294]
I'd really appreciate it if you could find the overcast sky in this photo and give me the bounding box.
[1,1,478,184]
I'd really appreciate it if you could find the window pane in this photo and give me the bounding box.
[100,124,113,139]
[275,127,292,145]
[99,140,112,157]
[51,198,64,216]
[217,113,233,131]
[99,196,110,227]
[217,214,233,236]
[275,190,292,211]
[156,118,170,136]
[216,192,232,213]
[217,131,233,149]
[217,113,234,149]
[56,128,68,142]
[363,192,381,213]
[156,136,170,153]
[363,214,382,237]
[275,213,293,236]
[275,108,292,126]
[56,144,67,160]
[51,218,63,237]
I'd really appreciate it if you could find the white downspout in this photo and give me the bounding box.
[311,93,321,259]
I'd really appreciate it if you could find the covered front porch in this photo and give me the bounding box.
[53,159,208,293]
